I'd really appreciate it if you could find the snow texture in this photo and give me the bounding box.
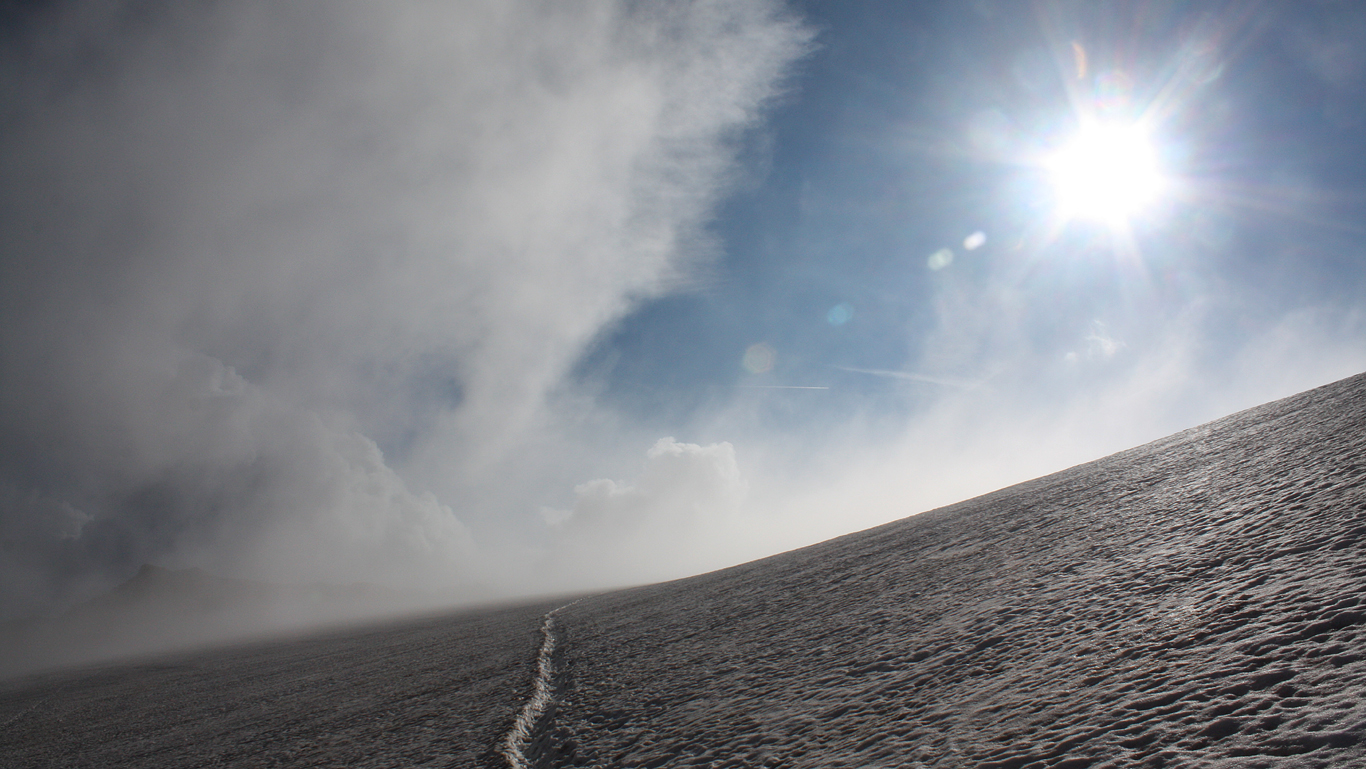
[541,372,1366,768]
[503,601,579,769]
[0,601,558,768]
[2,372,1365,768]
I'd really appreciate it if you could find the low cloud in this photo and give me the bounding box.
[1,351,478,617]
[0,0,810,618]
[543,438,753,587]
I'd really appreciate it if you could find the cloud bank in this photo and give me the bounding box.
[543,437,751,588]
[0,0,811,618]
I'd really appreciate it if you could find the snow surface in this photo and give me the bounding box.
[504,601,580,768]
[2,372,1364,768]
[539,372,1366,768]
[0,601,558,767]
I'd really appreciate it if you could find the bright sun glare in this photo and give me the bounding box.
[1046,120,1165,225]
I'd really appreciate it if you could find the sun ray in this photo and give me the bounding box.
[1045,119,1166,226]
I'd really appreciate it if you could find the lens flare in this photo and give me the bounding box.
[742,343,776,374]
[826,303,853,326]
[1046,120,1164,225]
[927,248,954,270]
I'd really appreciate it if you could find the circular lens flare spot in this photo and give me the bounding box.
[826,303,853,326]
[742,343,776,374]
[1046,121,1164,224]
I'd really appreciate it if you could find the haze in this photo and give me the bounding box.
[2,0,1364,632]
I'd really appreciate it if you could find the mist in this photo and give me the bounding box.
[0,0,810,619]
[3,0,1365,638]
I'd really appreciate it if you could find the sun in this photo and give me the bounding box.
[1045,120,1165,226]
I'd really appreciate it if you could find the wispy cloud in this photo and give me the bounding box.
[0,0,811,618]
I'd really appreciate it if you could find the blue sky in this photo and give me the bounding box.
[2,0,1364,617]
[551,0,1366,580]
[585,0,1366,429]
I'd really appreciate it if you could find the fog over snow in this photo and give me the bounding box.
[2,1,1365,621]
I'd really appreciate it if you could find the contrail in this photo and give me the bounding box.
[832,366,982,388]
[735,385,830,390]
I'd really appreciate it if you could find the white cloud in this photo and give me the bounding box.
[0,0,810,617]
[545,438,752,587]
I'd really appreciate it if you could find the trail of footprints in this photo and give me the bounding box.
[520,374,1366,768]
[503,601,579,769]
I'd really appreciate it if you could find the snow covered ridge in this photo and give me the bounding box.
[538,371,1366,768]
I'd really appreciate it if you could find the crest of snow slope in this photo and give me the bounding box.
[543,371,1366,768]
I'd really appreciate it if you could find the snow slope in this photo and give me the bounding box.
[0,600,558,768]
[541,372,1366,768]
[2,372,1364,768]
